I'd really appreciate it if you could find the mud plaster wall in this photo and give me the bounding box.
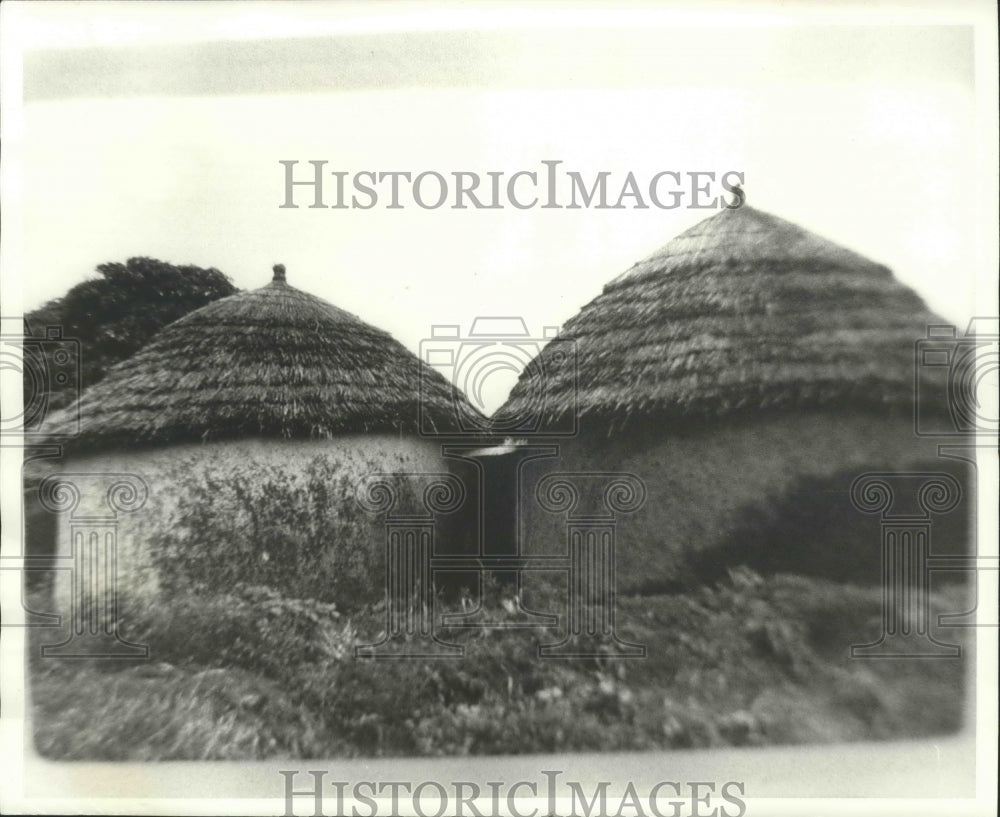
[513,410,967,592]
[26,436,475,609]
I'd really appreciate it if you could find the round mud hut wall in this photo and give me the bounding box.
[512,412,970,593]
[28,437,474,612]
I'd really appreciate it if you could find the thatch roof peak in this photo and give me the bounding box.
[497,204,945,432]
[43,274,481,449]
[608,204,888,291]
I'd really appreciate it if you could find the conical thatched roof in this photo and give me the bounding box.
[497,204,946,431]
[44,266,480,449]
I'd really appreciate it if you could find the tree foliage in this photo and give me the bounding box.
[25,257,238,410]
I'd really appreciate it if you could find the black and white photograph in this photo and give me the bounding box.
[1,2,997,815]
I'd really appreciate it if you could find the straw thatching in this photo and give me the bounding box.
[498,204,945,431]
[43,266,481,450]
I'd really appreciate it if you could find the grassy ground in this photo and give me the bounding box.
[27,569,971,760]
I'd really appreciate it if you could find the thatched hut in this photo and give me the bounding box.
[496,204,971,592]
[28,265,483,614]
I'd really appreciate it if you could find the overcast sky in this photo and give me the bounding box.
[3,3,995,411]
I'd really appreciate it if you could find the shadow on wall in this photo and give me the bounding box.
[22,482,59,584]
[683,459,975,589]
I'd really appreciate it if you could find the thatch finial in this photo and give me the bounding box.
[726,182,744,209]
[272,264,286,283]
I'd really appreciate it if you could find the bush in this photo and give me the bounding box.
[147,452,424,612]
[123,583,346,676]
[27,565,971,759]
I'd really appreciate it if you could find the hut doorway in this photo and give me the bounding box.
[439,444,560,626]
